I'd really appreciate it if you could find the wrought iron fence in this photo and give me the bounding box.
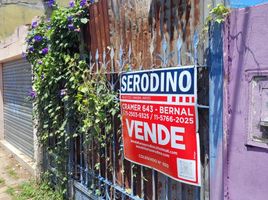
[64,31,209,200]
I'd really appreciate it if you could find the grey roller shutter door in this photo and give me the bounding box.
[3,59,34,158]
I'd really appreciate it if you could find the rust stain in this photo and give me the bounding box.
[143,168,153,200]
[130,1,137,67]
[194,0,200,27]
[124,160,131,189]
[185,0,191,58]
[102,0,110,48]
[93,4,102,53]
[97,0,107,54]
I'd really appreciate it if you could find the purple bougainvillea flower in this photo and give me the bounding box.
[90,0,94,3]
[69,1,75,7]
[31,21,38,28]
[48,0,55,7]
[34,35,43,42]
[29,89,37,99]
[38,60,43,65]
[68,24,75,30]
[29,46,34,52]
[80,0,86,7]
[60,89,67,96]
[42,47,49,55]
[67,16,73,22]
[41,74,45,80]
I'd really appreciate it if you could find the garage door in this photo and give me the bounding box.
[3,59,34,158]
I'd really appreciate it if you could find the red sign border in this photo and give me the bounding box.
[120,65,201,186]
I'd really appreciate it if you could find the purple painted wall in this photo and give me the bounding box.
[224,3,268,200]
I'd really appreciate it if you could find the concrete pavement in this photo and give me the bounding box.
[0,146,32,199]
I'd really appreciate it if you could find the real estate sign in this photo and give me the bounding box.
[120,66,201,186]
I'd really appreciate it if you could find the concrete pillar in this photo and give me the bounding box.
[33,118,43,181]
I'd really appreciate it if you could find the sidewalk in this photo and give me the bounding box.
[0,146,32,200]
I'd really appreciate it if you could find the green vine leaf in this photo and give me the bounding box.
[207,3,230,25]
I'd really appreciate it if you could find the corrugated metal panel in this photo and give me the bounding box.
[84,0,110,58]
[3,59,34,158]
[105,0,204,70]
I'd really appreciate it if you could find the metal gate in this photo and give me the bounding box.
[3,59,34,158]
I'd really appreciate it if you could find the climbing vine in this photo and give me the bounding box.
[208,3,230,24]
[204,3,230,32]
[199,3,230,45]
[25,0,120,194]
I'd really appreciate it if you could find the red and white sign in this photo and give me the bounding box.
[120,66,201,186]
